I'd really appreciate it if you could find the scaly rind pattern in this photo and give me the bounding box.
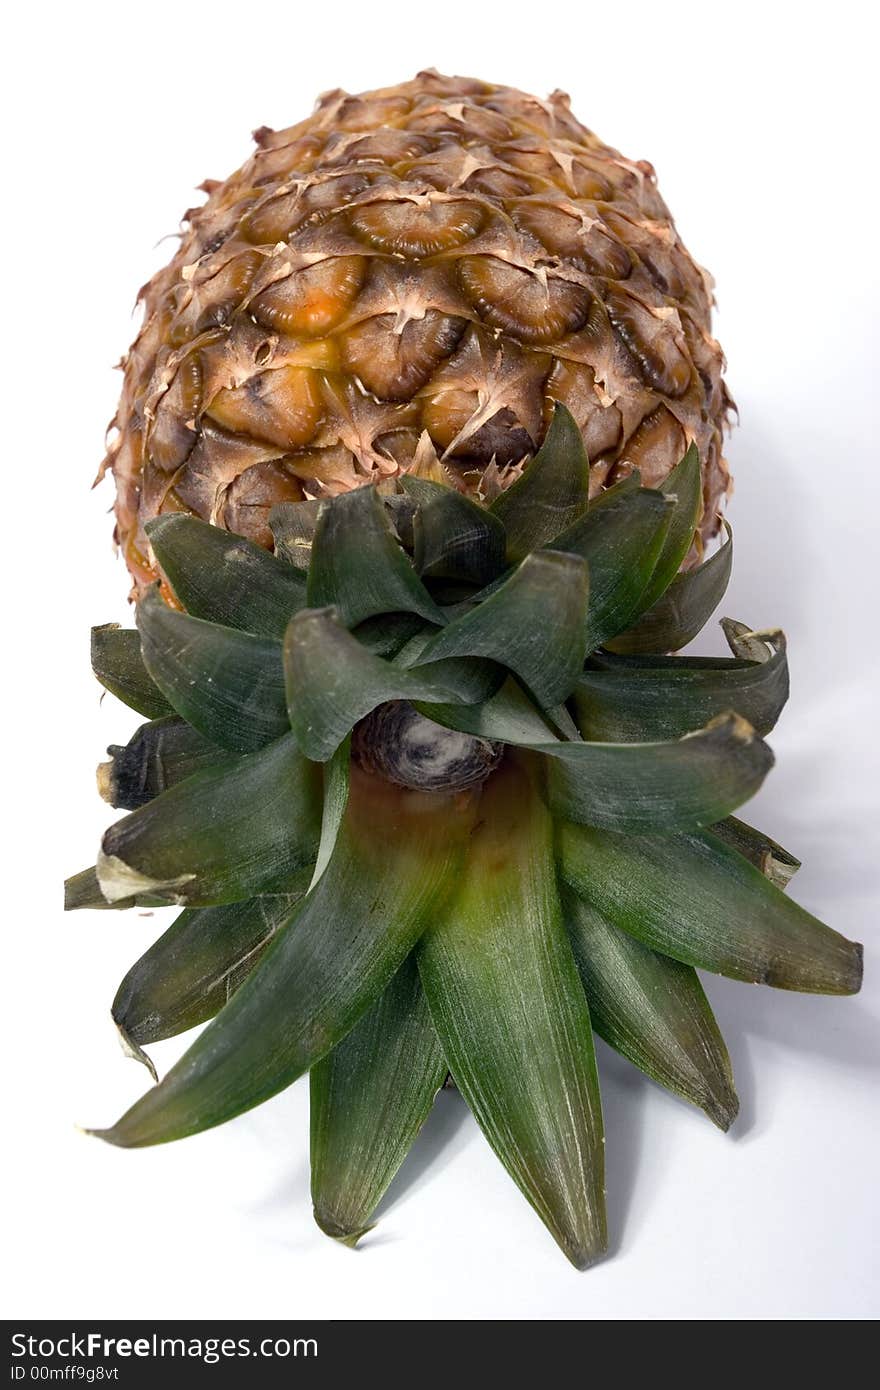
[103,72,731,591]
[70,412,862,1268]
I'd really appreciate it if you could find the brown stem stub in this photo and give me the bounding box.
[352,701,502,793]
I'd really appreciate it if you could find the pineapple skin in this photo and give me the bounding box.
[105,71,732,590]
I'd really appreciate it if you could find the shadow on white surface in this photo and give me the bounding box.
[247,1155,311,1217]
[593,1042,649,1254]
[723,425,814,636]
[708,981,877,1141]
[375,1085,471,1221]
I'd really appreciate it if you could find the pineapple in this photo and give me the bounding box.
[102,71,731,592]
[67,75,862,1270]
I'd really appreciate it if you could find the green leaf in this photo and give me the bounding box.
[557,821,863,995]
[418,693,771,833]
[269,500,322,571]
[145,515,307,638]
[591,470,641,500]
[137,588,288,752]
[113,756,346,1056]
[561,888,738,1129]
[418,756,606,1270]
[91,625,172,719]
[306,486,442,628]
[489,402,591,560]
[112,874,313,1057]
[416,677,561,745]
[636,443,703,611]
[574,628,788,741]
[352,612,428,658]
[91,767,478,1148]
[608,521,733,654]
[553,486,674,652]
[99,717,227,810]
[422,693,771,833]
[401,477,507,586]
[310,955,447,1246]
[63,866,166,912]
[545,702,582,740]
[445,473,645,622]
[283,607,494,762]
[96,732,321,907]
[710,815,801,890]
[400,657,502,705]
[410,551,590,709]
[383,492,419,551]
[391,627,502,704]
[543,712,773,831]
[309,739,351,888]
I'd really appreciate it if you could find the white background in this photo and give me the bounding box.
[3,0,878,1321]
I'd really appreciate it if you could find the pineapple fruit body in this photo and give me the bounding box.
[104,72,730,592]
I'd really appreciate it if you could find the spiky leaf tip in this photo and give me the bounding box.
[310,955,446,1246]
[90,767,479,1148]
[419,754,607,1270]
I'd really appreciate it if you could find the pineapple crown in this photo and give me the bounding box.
[78,404,770,890]
[66,403,861,1268]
